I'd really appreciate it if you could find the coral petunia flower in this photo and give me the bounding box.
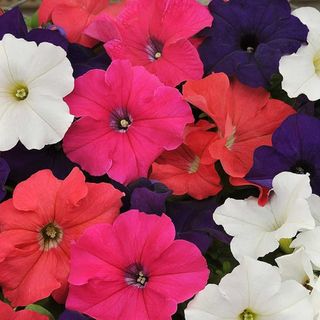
[151,121,222,200]
[0,300,47,320]
[183,73,295,178]
[66,210,209,320]
[63,60,193,185]
[39,0,129,47]
[85,0,213,86]
[0,168,123,306]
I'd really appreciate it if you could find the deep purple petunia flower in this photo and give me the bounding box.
[246,114,320,195]
[0,158,9,201]
[1,143,75,183]
[199,0,308,88]
[59,310,90,320]
[0,7,68,49]
[67,44,111,78]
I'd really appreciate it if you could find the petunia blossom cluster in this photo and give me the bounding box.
[0,0,320,319]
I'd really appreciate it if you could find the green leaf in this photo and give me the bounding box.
[25,304,54,320]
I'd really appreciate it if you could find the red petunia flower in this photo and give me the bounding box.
[38,0,129,47]
[0,168,123,306]
[85,0,213,86]
[151,120,222,200]
[63,60,193,185]
[66,210,209,320]
[183,73,295,178]
[0,300,47,320]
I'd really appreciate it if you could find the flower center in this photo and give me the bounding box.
[225,127,236,150]
[290,161,314,176]
[125,264,149,288]
[12,85,28,101]
[146,37,164,61]
[240,33,259,53]
[240,309,256,320]
[313,51,320,75]
[188,156,200,173]
[39,222,63,251]
[110,108,133,132]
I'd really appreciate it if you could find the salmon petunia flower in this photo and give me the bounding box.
[183,73,295,178]
[38,0,129,47]
[0,168,123,306]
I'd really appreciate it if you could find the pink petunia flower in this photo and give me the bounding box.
[85,0,213,86]
[0,168,123,306]
[0,300,47,320]
[63,60,194,185]
[66,210,209,320]
[39,0,129,47]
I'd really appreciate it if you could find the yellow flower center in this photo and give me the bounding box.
[40,222,63,251]
[120,119,130,128]
[240,309,256,320]
[154,52,162,59]
[225,127,236,150]
[12,84,28,101]
[313,51,320,75]
[188,156,200,174]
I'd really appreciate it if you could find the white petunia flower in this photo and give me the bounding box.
[279,7,320,101]
[276,248,316,287]
[213,172,315,261]
[0,34,74,151]
[185,257,314,320]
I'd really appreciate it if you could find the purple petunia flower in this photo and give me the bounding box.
[59,310,90,320]
[0,7,68,49]
[199,0,308,88]
[246,114,320,195]
[0,158,9,201]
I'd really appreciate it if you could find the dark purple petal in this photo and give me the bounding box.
[200,0,308,87]
[26,28,68,50]
[59,310,90,320]
[0,7,27,39]
[0,158,9,201]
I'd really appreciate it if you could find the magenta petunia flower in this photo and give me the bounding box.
[63,60,193,185]
[85,0,213,87]
[66,210,209,320]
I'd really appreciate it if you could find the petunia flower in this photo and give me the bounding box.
[0,7,68,50]
[85,0,213,86]
[213,172,315,261]
[185,257,313,320]
[280,7,320,101]
[0,157,9,201]
[151,121,222,200]
[0,34,74,151]
[39,0,129,47]
[63,60,193,185]
[199,0,308,88]
[183,73,295,179]
[246,114,320,196]
[0,168,123,306]
[66,210,209,320]
[0,300,47,320]
[275,248,316,288]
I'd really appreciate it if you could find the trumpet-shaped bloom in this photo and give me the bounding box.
[151,121,222,200]
[39,0,129,47]
[85,0,212,86]
[0,34,74,151]
[213,172,315,261]
[0,168,123,306]
[0,300,47,320]
[199,0,308,88]
[183,73,295,178]
[63,60,193,185]
[280,7,320,101]
[66,210,209,320]
[185,257,313,320]
[246,114,320,196]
